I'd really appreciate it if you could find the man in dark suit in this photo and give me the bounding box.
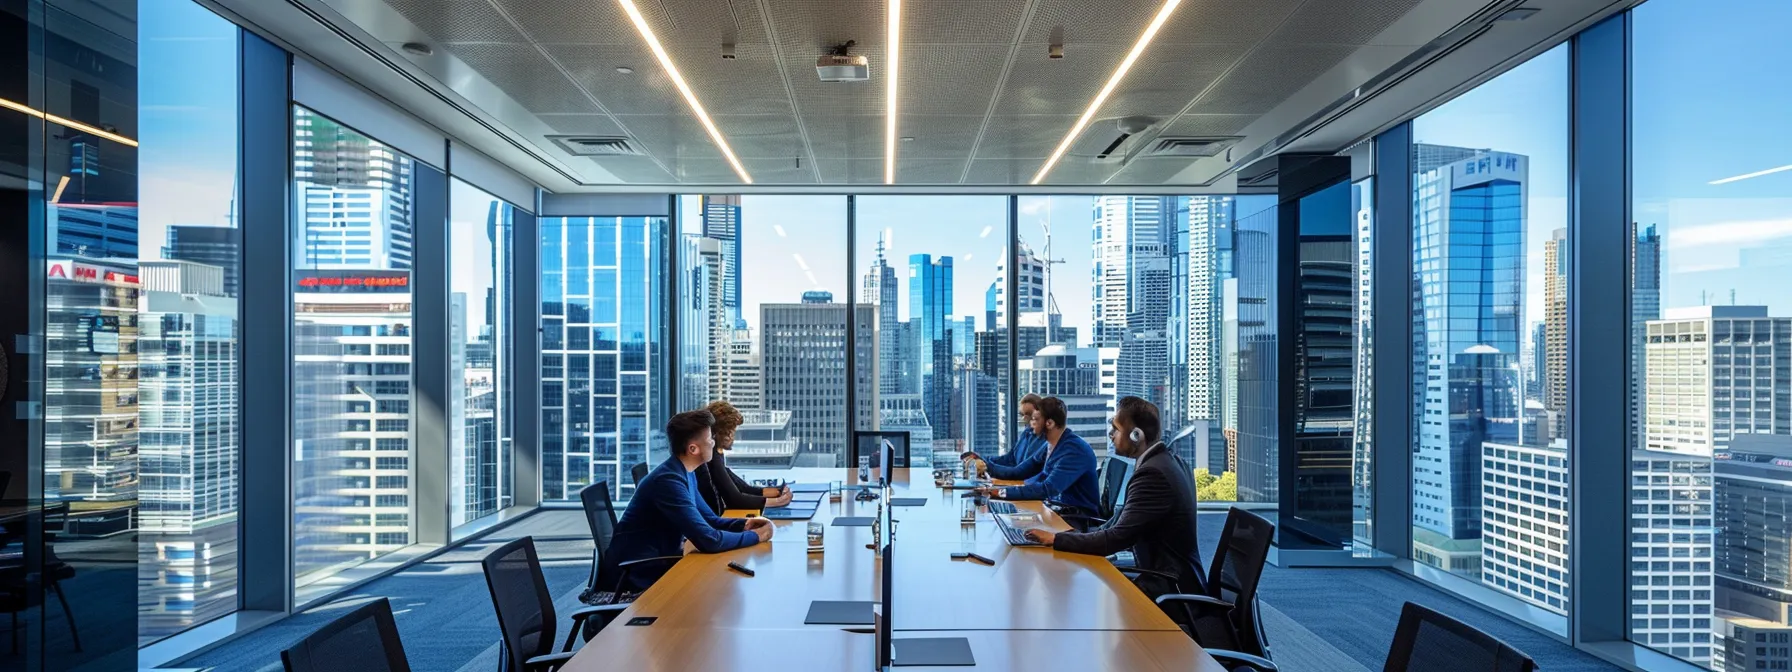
[600,410,773,593]
[1024,396,1206,600]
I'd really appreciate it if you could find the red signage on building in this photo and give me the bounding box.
[295,271,412,293]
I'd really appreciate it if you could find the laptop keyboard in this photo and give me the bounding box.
[986,501,1018,515]
[998,521,1041,546]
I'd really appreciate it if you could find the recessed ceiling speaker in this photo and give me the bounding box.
[817,40,870,82]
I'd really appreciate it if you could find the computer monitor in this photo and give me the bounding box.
[853,430,910,472]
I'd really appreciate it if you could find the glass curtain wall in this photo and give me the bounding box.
[290,106,420,588]
[853,196,1008,467]
[1408,45,1571,617]
[136,0,242,643]
[448,179,513,527]
[673,196,850,473]
[1630,0,1792,667]
[540,212,669,501]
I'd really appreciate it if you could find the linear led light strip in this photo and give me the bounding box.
[0,97,140,148]
[1029,0,1181,185]
[615,0,753,183]
[885,0,902,184]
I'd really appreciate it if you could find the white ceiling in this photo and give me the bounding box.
[211,0,1631,190]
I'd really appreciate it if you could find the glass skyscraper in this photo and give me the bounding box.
[539,216,667,501]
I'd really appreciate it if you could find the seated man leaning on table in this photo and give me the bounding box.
[976,396,1101,518]
[599,409,773,593]
[961,393,1046,481]
[1022,397,1207,600]
[698,400,793,513]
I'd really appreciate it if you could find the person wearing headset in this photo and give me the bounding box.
[1024,396,1207,601]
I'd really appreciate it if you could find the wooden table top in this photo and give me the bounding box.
[566,468,1223,671]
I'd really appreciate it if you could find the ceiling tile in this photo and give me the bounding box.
[491,0,636,44]
[1154,0,1304,45]
[1159,113,1257,138]
[906,0,1026,45]
[1266,0,1424,47]
[615,112,726,162]
[971,114,1080,160]
[1096,42,1246,118]
[900,44,1010,116]
[1022,0,1172,46]
[993,46,1127,116]
[548,43,687,115]
[386,0,528,44]
[802,114,884,160]
[450,43,601,114]
[894,116,983,159]
[1189,45,1358,115]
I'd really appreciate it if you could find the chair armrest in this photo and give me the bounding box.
[562,603,630,650]
[1115,566,1181,585]
[1206,649,1278,671]
[1055,512,1108,526]
[523,651,577,671]
[616,555,684,569]
[1154,593,1231,609]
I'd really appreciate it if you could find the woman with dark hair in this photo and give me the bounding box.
[698,400,793,512]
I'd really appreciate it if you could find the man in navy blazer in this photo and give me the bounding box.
[982,396,1101,516]
[599,410,772,593]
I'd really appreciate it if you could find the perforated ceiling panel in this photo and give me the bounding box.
[350,0,1437,185]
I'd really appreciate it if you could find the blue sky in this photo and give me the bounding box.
[137,0,238,262]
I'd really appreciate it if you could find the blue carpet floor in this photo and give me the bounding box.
[1196,513,1619,671]
[180,512,592,672]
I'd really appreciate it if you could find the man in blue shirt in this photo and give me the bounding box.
[982,396,1101,515]
[599,410,772,593]
[962,393,1045,480]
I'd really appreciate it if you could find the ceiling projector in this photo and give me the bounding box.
[817,41,869,82]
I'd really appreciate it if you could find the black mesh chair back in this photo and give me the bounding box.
[629,462,649,486]
[1099,457,1131,519]
[578,481,617,593]
[1198,507,1275,655]
[1384,602,1537,672]
[281,597,411,672]
[482,537,559,671]
[851,431,911,468]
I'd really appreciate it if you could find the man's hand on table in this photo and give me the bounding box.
[1023,529,1056,546]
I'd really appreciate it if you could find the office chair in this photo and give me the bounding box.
[1058,456,1132,532]
[482,537,625,672]
[1384,601,1537,672]
[629,462,649,486]
[851,430,911,469]
[1154,507,1274,662]
[281,597,411,672]
[2,503,80,653]
[576,481,678,638]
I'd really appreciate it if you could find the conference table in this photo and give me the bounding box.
[566,467,1225,671]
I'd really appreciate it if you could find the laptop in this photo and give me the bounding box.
[761,505,819,521]
[993,512,1047,547]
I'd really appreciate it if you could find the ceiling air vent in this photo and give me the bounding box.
[1143,136,1243,158]
[547,135,643,157]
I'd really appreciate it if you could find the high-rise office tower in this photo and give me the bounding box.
[993,242,1047,325]
[1543,227,1568,439]
[291,268,414,574]
[1410,148,1528,567]
[1630,449,1715,666]
[1091,196,1169,348]
[1644,306,1791,456]
[1712,435,1792,672]
[1527,322,1547,401]
[862,238,903,395]
[50,203,140,261]
[1293,239,1356,539]
[539,216,666,500]
[1183,196,1236,462]
[760,296,877,467]
[1117,243,1172,414]
[1631,223,1661,449]
[43,258,142,505]
[1018,345,1111,458]
[959,366,1000,455]
[909,254,954,446]
[166,225,243,298]
[678,235,713,409]
[136,261,239,636]
[1235,205,1281,504]
[1479,440,1570,614]
[700,195,743,328]
[293,109,414,269]
[725,328,762,411]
